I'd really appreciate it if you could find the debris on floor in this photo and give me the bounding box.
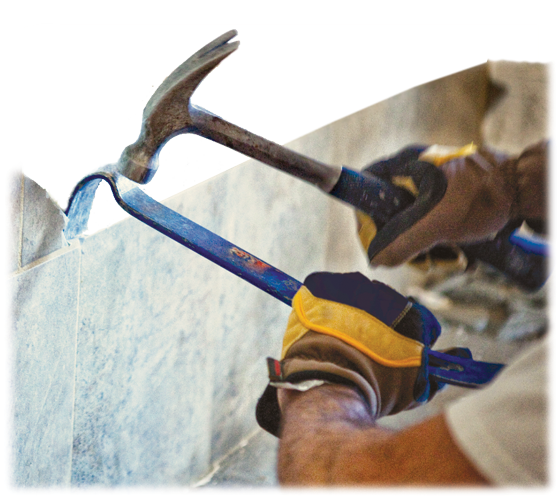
[407,263,547,343]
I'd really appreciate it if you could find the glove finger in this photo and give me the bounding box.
[363,145,427,178]
[303,272,409,327]
[302,272,441,346]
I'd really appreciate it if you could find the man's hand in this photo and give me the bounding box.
[256,272,473,437]
[361,141,548,267]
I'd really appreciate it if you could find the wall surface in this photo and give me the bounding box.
[9,61,548,487]
[11,165,333,486]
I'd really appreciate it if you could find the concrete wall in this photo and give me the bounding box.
[9,61,548,487]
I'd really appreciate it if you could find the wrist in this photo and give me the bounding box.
[279,383,375,434]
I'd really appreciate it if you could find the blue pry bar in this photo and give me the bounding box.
[509,231,549,257]
[65,170,504,388]
[65,170,302,306]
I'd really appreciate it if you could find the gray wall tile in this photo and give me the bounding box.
[10,172,23,273]
[216,161,332,278]
[206,272,287,462]
[163,163,329,453]
[21,177,69,268]
[70,197,225,486]
[66,159,335,483]
[11,248,80,486]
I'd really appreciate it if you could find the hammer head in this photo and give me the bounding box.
[118,30,239,184]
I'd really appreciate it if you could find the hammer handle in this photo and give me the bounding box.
[189,105,343,192]
[460,229,548,291]
[188,106,414,224]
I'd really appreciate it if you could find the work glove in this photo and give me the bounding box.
[358,141,548,268]
[256,272,472,438]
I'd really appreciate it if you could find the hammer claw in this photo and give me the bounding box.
[189,29,239,61]
[151,31,239,106]
[118,31,239,184]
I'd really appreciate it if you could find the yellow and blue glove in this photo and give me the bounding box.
[256,272,473,437]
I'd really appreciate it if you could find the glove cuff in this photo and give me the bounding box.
[255,362,368,438]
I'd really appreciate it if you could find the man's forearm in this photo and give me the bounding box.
[276,384,394,485]
[276,384,489,486]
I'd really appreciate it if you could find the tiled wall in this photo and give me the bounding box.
[10,62,548,487]
[11,168,333,487]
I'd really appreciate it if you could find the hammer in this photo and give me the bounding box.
[65,30,547,291]
[114,30,545,291]
[117,30,441,239]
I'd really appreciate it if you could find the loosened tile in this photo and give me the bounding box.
[21,176,69,267]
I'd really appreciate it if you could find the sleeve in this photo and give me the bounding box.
[444,337,547,485]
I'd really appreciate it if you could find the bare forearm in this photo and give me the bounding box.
[277,384,393,485]
[276,384,489,486]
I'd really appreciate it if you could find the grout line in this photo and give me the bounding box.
[191,427,262,488]
[11,239,81,277]
[67,242,82,486]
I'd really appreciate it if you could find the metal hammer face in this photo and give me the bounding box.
[118,30,240,184]
[117,30,342,192]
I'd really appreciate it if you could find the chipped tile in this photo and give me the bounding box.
[21,176,69,267]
